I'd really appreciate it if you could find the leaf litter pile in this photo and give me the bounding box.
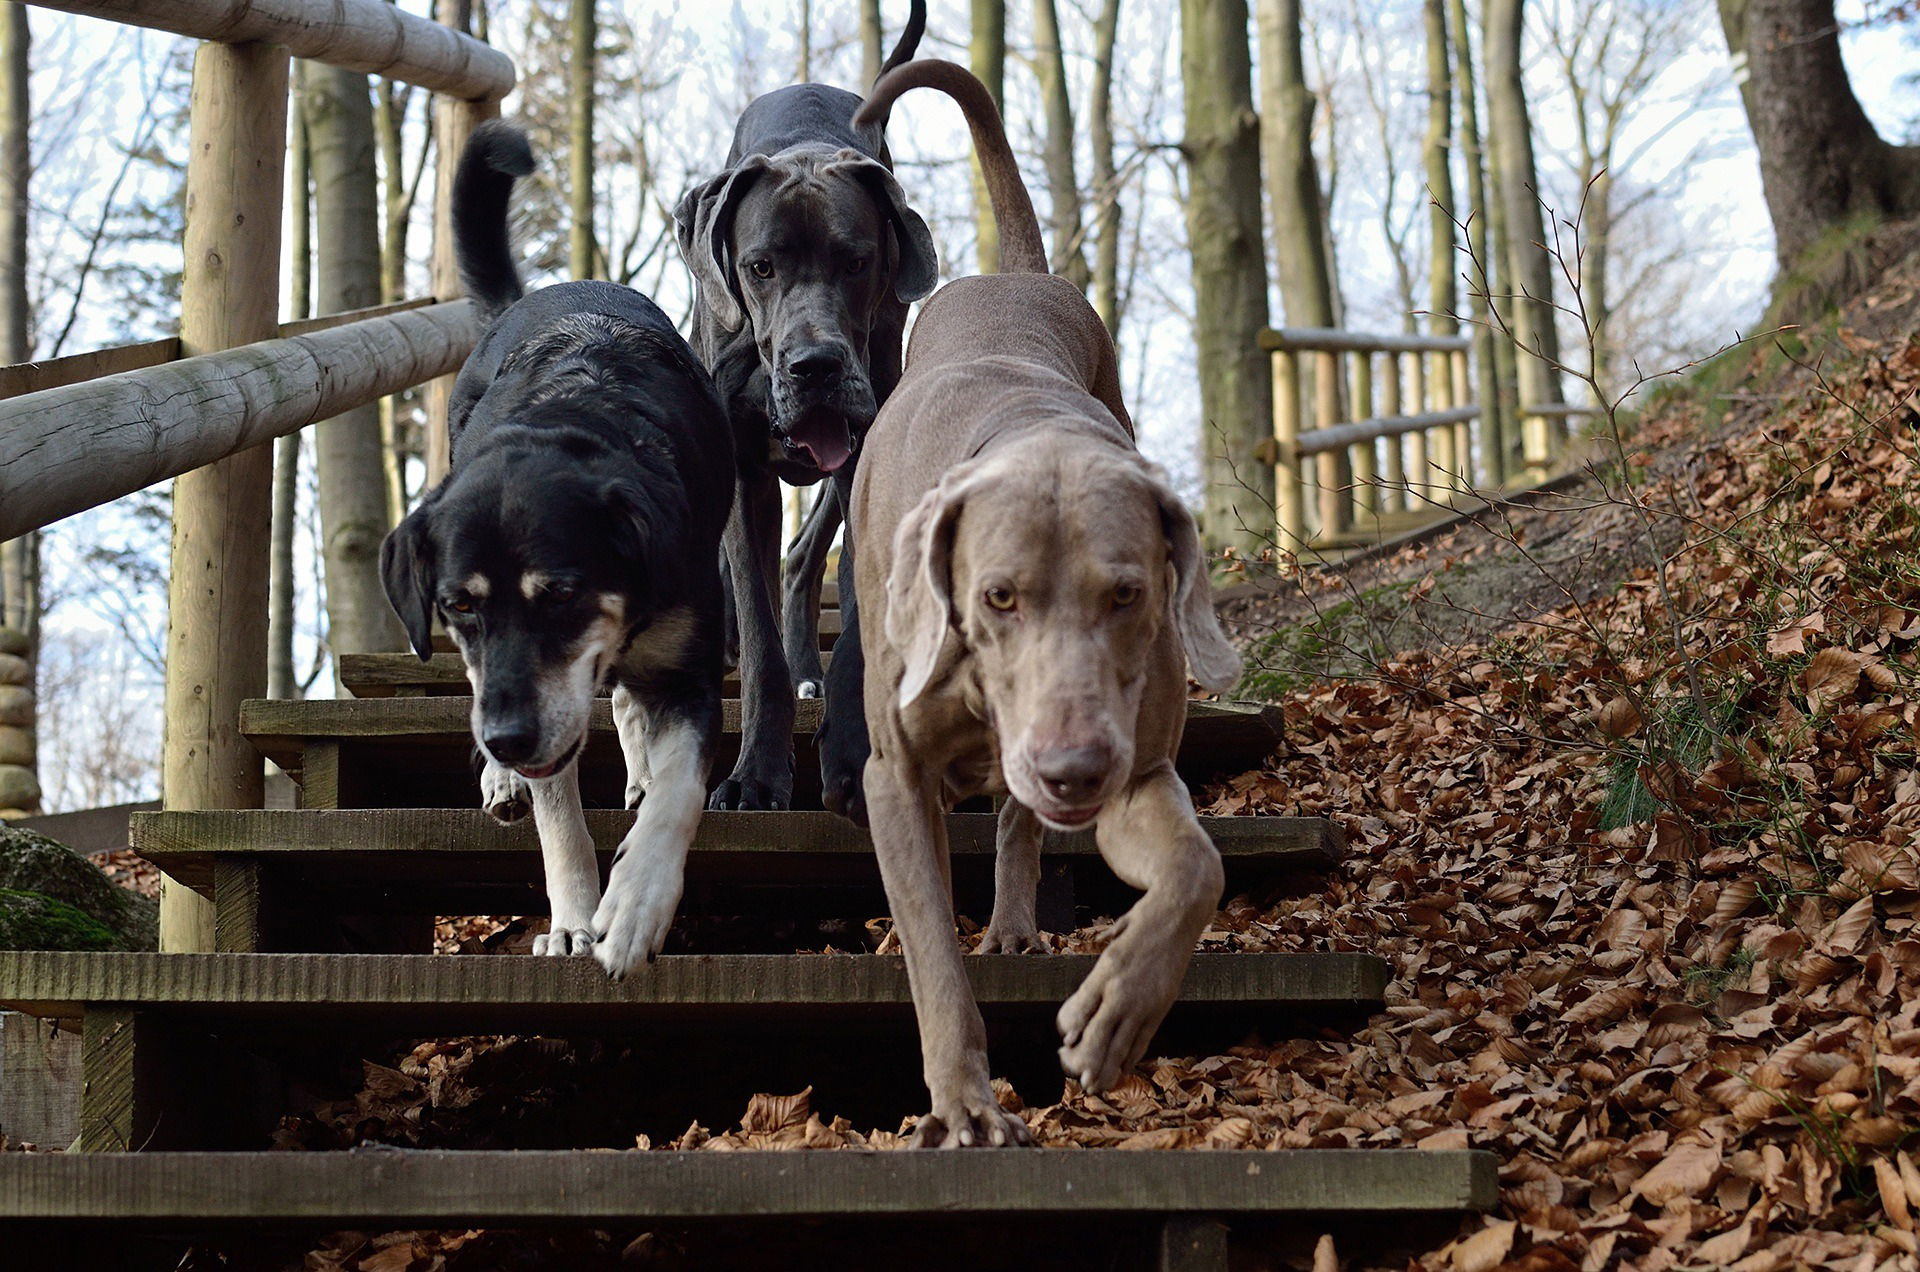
[267,301,1920,1266]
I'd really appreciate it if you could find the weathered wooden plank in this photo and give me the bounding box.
[211,860,262,954]
[337,652,813,698]
[27,0,515,100]
[1260,327,1472,355]
[0,1012,79,1149]
[1159,1217,1230,1272]
[0,301,478,541]
[132,809,1339,893]
[75,1007,138,1152]
[0,1148,1498,1221]
[0,952,1387,1027]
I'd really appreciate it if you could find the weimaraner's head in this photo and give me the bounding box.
[675,146,937,475]
[885,434,1239,831]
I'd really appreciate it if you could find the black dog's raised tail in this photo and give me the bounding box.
[875,0,926,82]
[853,61,1047,276]
[453,120,536,326]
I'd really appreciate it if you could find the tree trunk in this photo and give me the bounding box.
[374,60,408,526]
[306,63,405,670]
[1255,0,1335,327]
[1446,0,1509,482]
[270,62,312,702]
[0,5,37,815]
[569,0,597,280]
[860,0,883,85]
[1423,0,1456,336]
[1032,0,1089,288]
[1089,0,1123,335]
[969,0,1006,273]
[1720,0,1920,274]
[797,0,813,81]
[1484,0,1564,414]
[1183,0,1274,557]
[1581,167,1613,391]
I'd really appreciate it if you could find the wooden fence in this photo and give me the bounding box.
[1262,327,1585,550]
[0,0,513,949]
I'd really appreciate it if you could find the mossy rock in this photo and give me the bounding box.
[0,888,123,951]
[0,826,156,950]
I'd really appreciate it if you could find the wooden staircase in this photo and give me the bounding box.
[0,663,1494,1266]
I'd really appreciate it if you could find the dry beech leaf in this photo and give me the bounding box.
[1801,647,1866,708]
[1448,1219,1516,1272]
[1824,895,1876,953]
[1597,696,1643,738]
[1631,1139,1723,1205]
[1313,1233,1339,1272]
[1877,1157,1913,1232]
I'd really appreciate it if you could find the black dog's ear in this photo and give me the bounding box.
[830,153,938,305]
[604,476,690,615]
[380,504,438,662]
[674,155,774,332]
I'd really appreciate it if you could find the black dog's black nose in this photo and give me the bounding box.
[483,725,539,765]
[1035,745,1111,804]
[785,348,842,383]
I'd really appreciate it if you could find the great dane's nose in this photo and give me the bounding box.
[1034,744,1113,804]
[785,347,843,385]
[483,723,539,765]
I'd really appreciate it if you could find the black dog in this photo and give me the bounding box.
[675,0,933,822]
[382,121,733,977]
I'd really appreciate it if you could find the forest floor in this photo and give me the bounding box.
[36,225,1920,1271]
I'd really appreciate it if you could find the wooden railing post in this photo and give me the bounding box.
[1270,350,1303,549]
[1428,346,1458,499]
[1450,346,1473,490]
[1406,351,1430,508]
[159,39,290,953]
[1380,351,1405,513]
[1312,349,1343,540]
[1347,349,1376,523]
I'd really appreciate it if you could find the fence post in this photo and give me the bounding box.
[1313,348,1344,540]
[159,39,290,953]
[1347,350,1377,525]
[1406,352,1430,507]
[1378,351,1404,513]
[1270,349,1304,550]
[1428,344,1458,498]
[1451,346,1473,490]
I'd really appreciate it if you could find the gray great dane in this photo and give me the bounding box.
[675,0,934,821]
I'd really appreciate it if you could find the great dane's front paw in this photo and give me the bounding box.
[911,1085,1033,1149]
[532,925,595,956]
[707,770,791,811]
[480,762,531,824]
[977,921,1046,954]
[590,871,681,979]
[818,726,869,828]
[1055,955,1183,1093]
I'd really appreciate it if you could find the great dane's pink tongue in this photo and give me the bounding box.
[786,418,853,473]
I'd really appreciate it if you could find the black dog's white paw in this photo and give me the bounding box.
[797,679,824,700]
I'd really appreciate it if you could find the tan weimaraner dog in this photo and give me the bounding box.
[849,62,1241,1148]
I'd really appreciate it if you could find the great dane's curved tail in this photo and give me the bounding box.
[875,0,926,83]
[452,119,535,325]
[853,60,1047,275]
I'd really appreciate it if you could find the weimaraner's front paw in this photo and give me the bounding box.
[977,920,1045,954]
[1055,954,1184,1093]
[911,1085,1033,1149]
[531,925,595,957]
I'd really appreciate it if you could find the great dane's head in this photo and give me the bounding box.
[676,145,936,476]
[380,417,689,781]
[883,435,1240,832]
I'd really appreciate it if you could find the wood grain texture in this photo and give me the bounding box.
[75,1007,137,1152]
[0,1148,1498,1220]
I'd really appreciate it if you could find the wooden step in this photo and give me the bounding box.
[131,808,1340,953]
[339,650,834,698]
[240,697,1285,811]
[0,951,1387,1152]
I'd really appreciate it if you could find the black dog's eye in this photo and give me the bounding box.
[748,259,774,280]
[1113,582,1141,608]
[984,585,1017,613]
[446,596,474,615]
[545,583,577,604]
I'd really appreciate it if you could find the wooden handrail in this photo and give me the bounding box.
[1295,405,1480,457]
[1260,327,1474,355]
[0,300,477,540]
[24,0,515,100]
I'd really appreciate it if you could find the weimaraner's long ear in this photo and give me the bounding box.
[1146,467,1241,692]
[673,155,773,331]
[829,152,939,305]
[886,460,994,708]
[380,499,439,663]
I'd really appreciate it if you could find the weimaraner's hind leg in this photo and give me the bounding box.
[781,485,839,699]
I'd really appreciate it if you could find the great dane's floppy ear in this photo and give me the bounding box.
[826,151,939,305]
[380,503,438,662]
[1143,464,1241,692]
[673,155,774,331]
[886,459,997,708]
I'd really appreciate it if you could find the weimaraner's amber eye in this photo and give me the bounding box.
[1113,583,1141,608]
[984,586,1017,612]
[748,259,774,280]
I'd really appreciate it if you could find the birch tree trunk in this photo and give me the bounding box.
[569,0,598,280]
[1089,0,1122,335]
[270,62,311,701]
[0,5,37,815]
[1255,0,1335,327]
[860,0,883,85]
[306,63,406,668]
[1183,0,1274,557]
[970,0,1006,273]
[1423,0,1456,336]
[1484,0,1564,416]
[1446,0,1509,483]
[1033,0,1089,288]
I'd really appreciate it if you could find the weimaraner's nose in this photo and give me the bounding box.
[1035,744,1112,804]
[786,347,843,384]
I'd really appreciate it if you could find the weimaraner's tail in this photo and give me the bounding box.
[853,61,1048,276]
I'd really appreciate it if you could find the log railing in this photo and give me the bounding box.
[1263,326,1585,549]
[0,0,513,950]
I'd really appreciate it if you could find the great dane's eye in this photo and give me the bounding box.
[984,586,1017,612]
[748,259,774,280]
[1113,582,1142,608]
[844,257,868,276]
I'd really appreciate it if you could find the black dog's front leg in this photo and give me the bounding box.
[818,466,871,826]
[711,471,796,810]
